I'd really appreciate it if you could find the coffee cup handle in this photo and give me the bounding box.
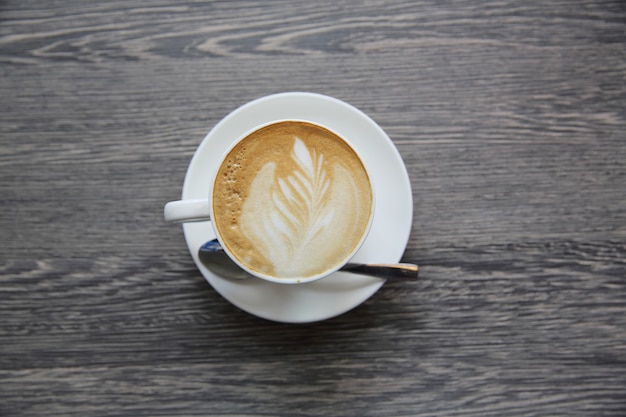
[164,200,211,223]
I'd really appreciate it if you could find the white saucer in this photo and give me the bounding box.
[181,92,413,323]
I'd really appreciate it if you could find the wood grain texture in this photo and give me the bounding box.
[1,0,625,416]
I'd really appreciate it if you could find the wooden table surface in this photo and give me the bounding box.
[1,1,625,416]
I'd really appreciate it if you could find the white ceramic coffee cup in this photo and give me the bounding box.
[164,119,375,284]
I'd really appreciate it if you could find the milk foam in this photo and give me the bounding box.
[212,122,372,279]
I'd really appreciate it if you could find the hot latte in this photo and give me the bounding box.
[212,121,373,280]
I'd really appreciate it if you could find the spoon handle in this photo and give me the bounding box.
[341,263,418,280]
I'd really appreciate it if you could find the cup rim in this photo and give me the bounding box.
[208,118,376,284]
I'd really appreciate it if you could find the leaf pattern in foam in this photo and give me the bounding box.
[272,138,333,251]
[240,137,358,278]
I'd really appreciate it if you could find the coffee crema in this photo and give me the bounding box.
[212,121,373,280]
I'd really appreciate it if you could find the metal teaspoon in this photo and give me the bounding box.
[198,239,418,281]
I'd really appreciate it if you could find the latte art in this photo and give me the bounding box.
[242,138,358,277]
[212,121,373,280]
